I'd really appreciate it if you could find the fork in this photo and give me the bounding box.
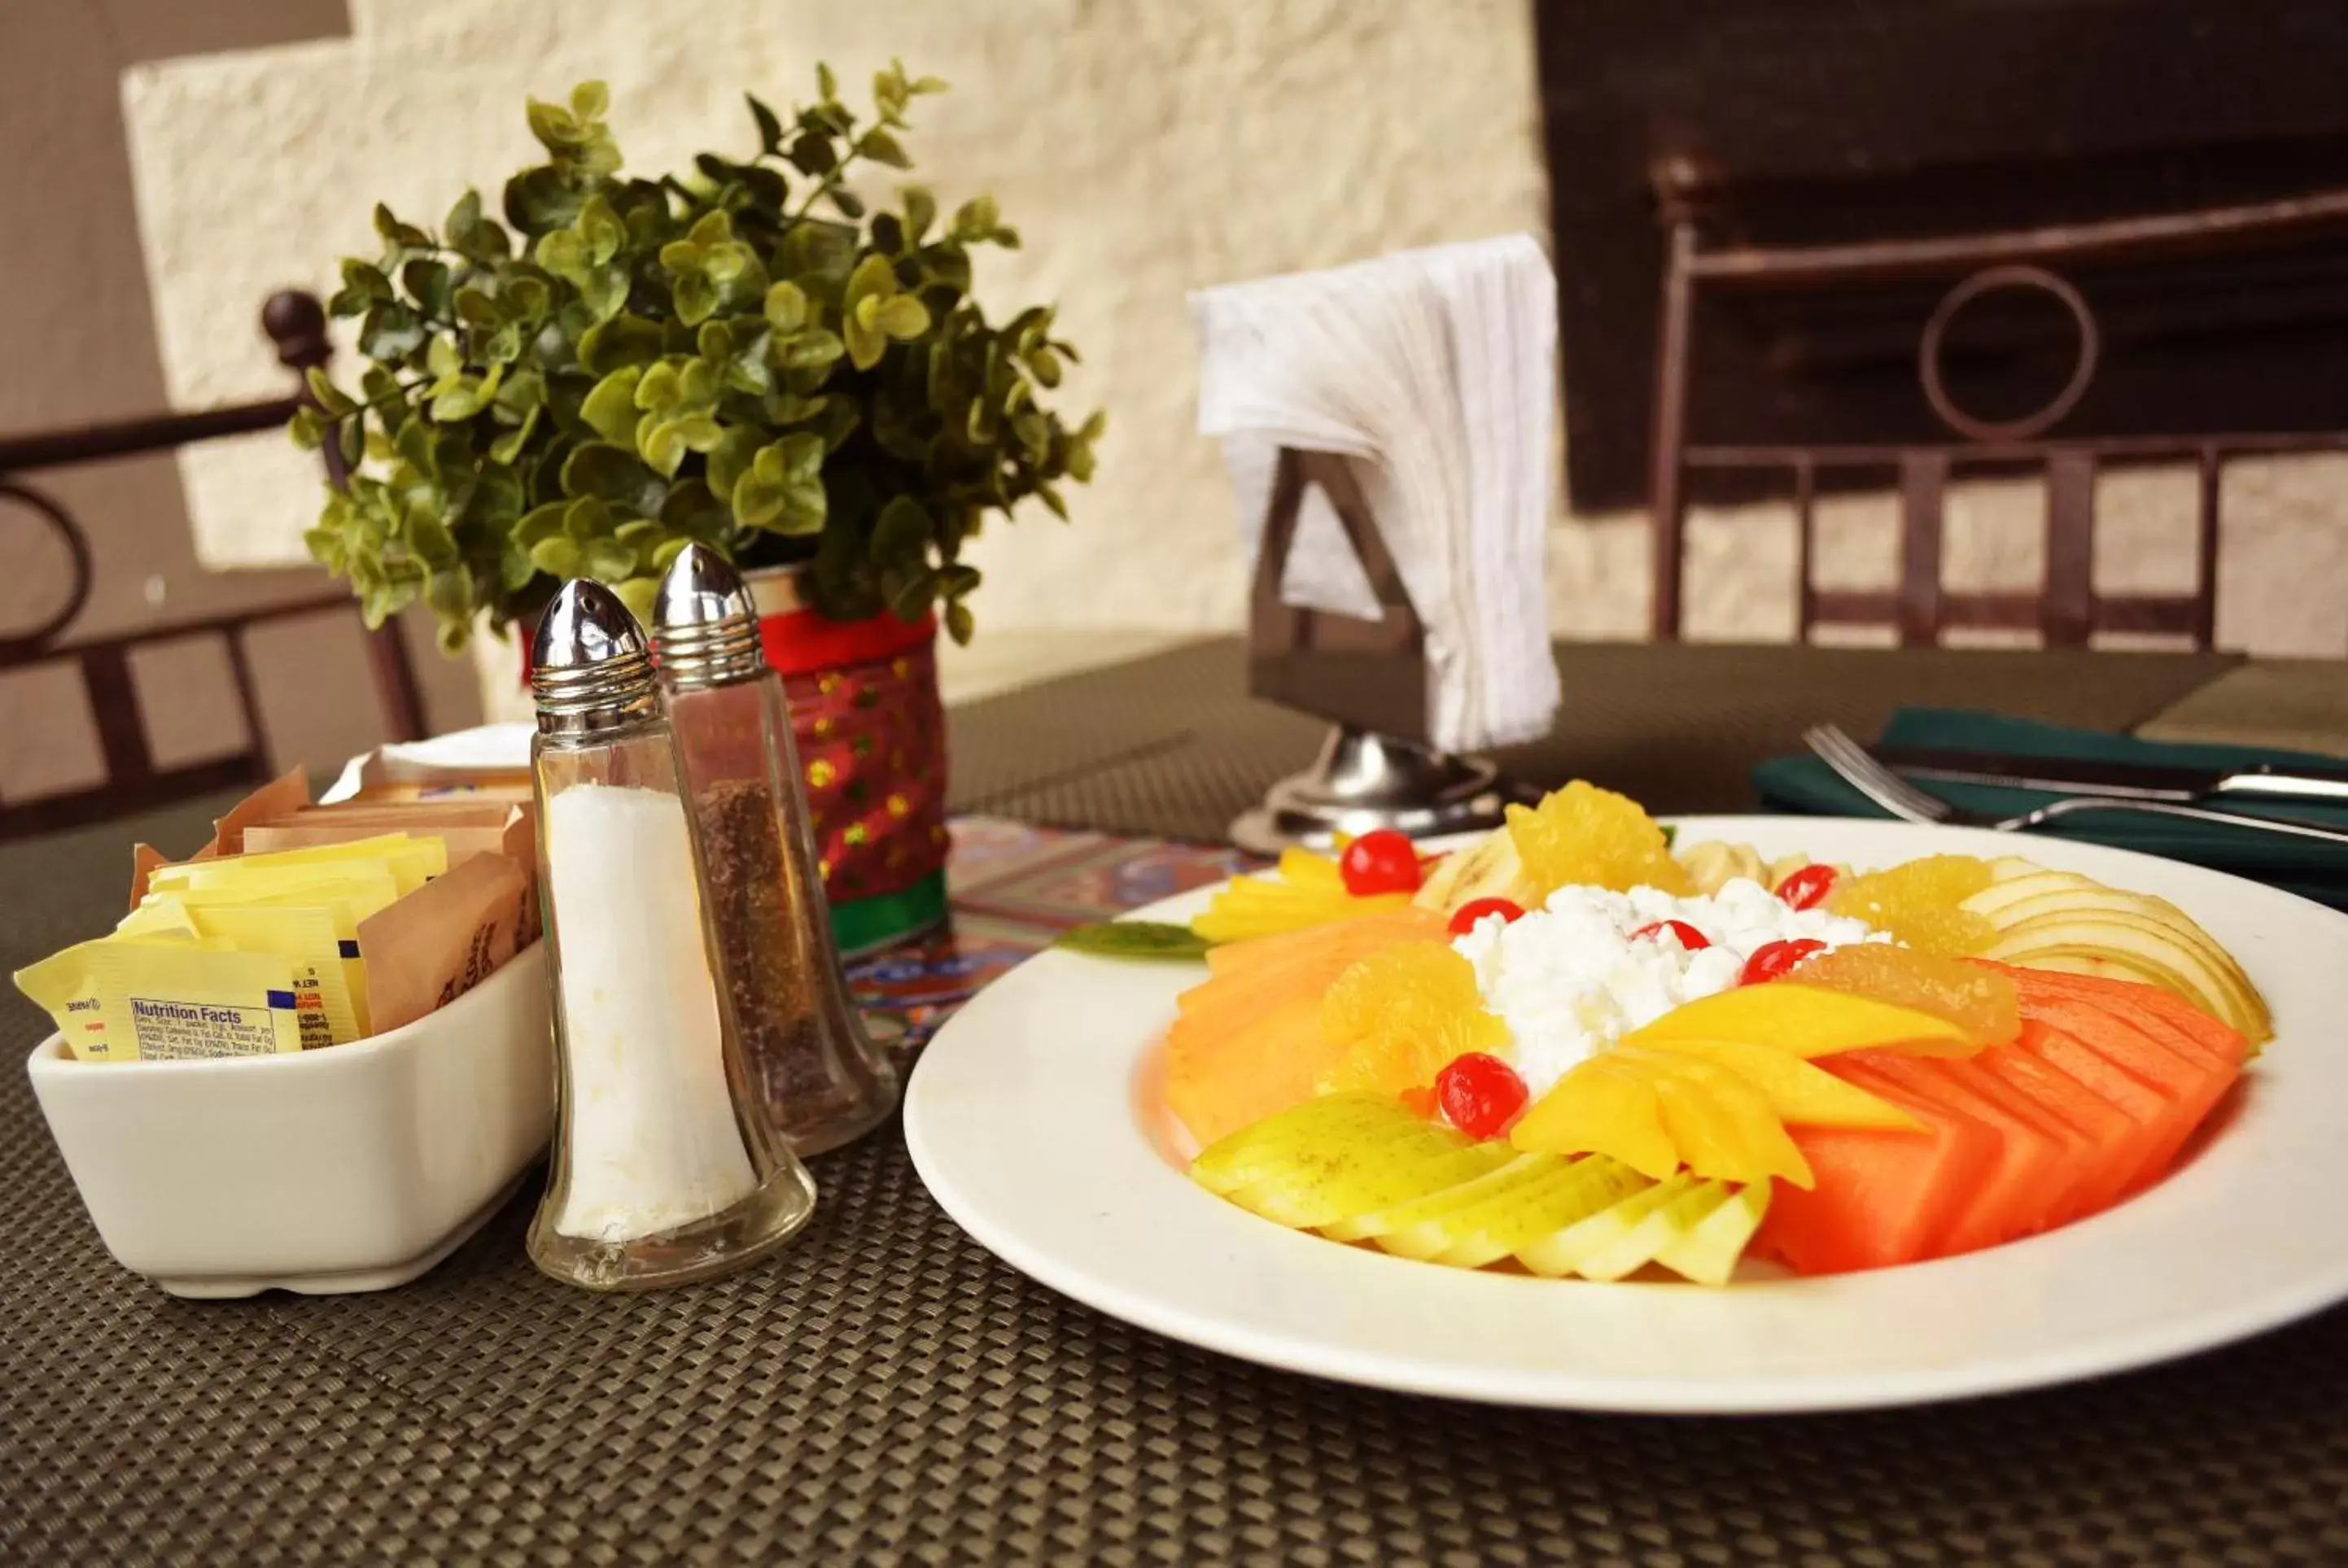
[1802,724,2348,846]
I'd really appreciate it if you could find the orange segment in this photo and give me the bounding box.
[1792,945,2020,1046]
[1505,781,1692,898]
[1315,943,1507,1095]
[1826,854,1999,956]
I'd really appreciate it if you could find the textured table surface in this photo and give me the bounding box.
[9,640,2347,1567]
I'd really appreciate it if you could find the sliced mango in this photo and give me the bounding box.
[1511,1056,1681,1180]
[1619,1048,1815,1190]
[1621,982,1975,1058]
[1634,1037,1922,1130]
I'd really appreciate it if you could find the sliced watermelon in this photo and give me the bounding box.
[1935,1055,2092,1237]
[1840,1051,2063,1257]
[1753,1068,1996,1275]
[1970,1037,2142,1225]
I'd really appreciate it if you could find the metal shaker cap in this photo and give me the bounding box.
[649,544,766,692]
[531,579,658,737]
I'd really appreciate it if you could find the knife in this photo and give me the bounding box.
[1873,746,2348,805]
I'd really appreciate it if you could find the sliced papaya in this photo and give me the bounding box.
[1839,1051,2061,1257]
[1754,1069,1994,1275]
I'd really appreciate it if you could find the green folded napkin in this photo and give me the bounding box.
[1753,707,2348,908]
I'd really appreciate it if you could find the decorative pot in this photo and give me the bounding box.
[517,566,950,956]
[741,566,950,956]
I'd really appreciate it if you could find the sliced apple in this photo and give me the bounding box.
[1962,868,2100,919]
[1979,886,2254,992]
[1987,855,2044,883]
[1983,910,2266,1037]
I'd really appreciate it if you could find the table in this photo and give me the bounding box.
[7,640,2346,1566]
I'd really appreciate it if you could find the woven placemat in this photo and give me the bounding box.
[13,644,2348,1566]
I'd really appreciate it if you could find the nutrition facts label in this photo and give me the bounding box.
[126,994,295,1059]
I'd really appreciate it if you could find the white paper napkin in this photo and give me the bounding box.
[1190,235,1560,753]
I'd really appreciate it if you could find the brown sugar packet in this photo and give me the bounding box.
[359,850,532,1033]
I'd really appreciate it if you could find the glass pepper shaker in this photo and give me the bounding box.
[649,544,902,1155]
[524,579,817,1291]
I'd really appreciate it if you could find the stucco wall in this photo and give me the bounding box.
[0,0,481,809]
[116,0,2348,731]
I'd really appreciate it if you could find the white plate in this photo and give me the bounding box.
[905,816,2348,1413]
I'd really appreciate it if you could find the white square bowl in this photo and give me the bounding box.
[25,944,553,1297]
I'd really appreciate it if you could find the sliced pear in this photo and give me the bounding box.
[1577,1179,1734,1282]
[1987,855,2045,883]
[1189,1093,1418,1195]
[1517,1175,1694,1278]
[1511,1057,1681,1179]
[1423,1157,1652,1268]
[1336,1150,1561,1249]
[1238,1133,1518,1230]
[1634,1038,1922,1130]
[1653,1181,1772,1285]
[1620,983,1972,1058]
[1977,885,2245,977]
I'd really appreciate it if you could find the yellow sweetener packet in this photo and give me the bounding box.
[177,905,359,1048]
[136,869,400,1038]
[15,939,304,1061]
[146,832,446,901]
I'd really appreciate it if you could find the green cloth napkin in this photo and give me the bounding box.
[1753,707,2348,908]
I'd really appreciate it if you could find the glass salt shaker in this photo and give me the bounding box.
[525,579,817,1291]
[649,544,903,1155]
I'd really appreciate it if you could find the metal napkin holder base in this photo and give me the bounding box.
[1229,448,1541,856]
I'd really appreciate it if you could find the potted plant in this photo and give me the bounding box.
[295,64,1102,950]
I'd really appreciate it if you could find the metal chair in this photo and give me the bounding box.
[0,290,425,839]
[1646,175,2348,647]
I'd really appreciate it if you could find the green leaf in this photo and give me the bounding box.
[562,497,613,539]
[843,317,886,372]
[529,536,584,578]
[747,93,785,155]
[400,258,453,320]
[815,62,838,102]
[504,166,586,234]
[580,366,644,446]
[706,426,759,501]
[787,132,837,177]
[578,194,627,264]
[671,269,719,325]
[859,129,912,169]
[1026,345,1063,387]
[570,80,610,121]
[944,598,975,645]
[763,280,809,334]
[372,203,430,248]
[911,74,950,94]
[288,405,328,451]
[488,405,541,464]
[902,186,937,244]
[1037,480,1069,519]
[1050,921,1213,962]
[952,194,999,239]
[526,98,580,152]
[431,375,494,422]
[873,294,930,340]
[779,328,845,371]
[869,496,934,564]
[339,259,395,304]
[561,441,657,506]
[827,187,866,220]
[514,501,569,547]
[885,566,937,621]
[304,368,357,417]
[578,313,666,375]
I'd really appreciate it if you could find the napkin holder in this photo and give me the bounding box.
[1231,448,1540,855]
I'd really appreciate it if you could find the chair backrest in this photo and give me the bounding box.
[0,290,426,839]
[1646,180,2348,645]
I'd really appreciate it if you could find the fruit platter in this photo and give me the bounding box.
[904,792,2348,1412]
